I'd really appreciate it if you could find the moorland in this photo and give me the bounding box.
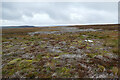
[2,24,120,78]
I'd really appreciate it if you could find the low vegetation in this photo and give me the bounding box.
[2,24,119,78]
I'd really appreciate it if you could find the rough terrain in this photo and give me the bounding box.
[2,24,120,78]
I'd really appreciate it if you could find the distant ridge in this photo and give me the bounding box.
[1,24,119,29]
[2,25,35,29]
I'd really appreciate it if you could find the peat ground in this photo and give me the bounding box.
[1,24,120,78]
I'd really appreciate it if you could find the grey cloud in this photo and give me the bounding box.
[1,2,118,26]
[2,7,22,20]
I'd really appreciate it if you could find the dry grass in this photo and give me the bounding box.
[2,24,119,78]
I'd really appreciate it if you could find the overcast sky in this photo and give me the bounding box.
[1,2,118,26]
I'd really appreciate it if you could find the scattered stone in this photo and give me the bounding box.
[3,42,9,44]
[60,54,83,59]
[2,26,118,78]
[85,40,93,43]
[75,49,83,54]
[70,46,76,49]
[52,73,57,77]
[22,53,35,59]
[53,56,60,59]
[47,48,62,53]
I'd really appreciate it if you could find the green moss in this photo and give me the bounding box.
[51,59,58,63]
[103,51,109,53]
[59,52,72,55]
[78,35,85,39]
[6,59,34,73]
[36,54,42,59]
[57,67,71,77]
[72,42,77,45]
[104,39,118,48]
[98,65,105,72]
[24,40,29,44]
[3,58,22,76]
[26,72,36,78]
[23,37,26,39]
[19,59,33,64]
[18,59,34,70]
[46,67,52,71]
[58,67,70,73]
[45,55,50,58]
[78,40,82,43]
[26,60,33,62]
[8,58,21,64]
[98,36,105,39]
[87,53,99,58]
[111,67,118,75]
[87,36,93,39]
[29,37,38,41]
[6,45,13,48]
[40,44,46,48]
[0,52,2,54]
[8,69,15,75]
[112,47,118,53]
[14,37,17,39]
[19,68,37,78]
[86,46,91,49]
[31,42,35,45]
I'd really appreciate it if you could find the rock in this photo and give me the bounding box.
[52,73,57,77]
[70,46,76,49]
[3,42,9,44]
[75,49,83,54]
[59,41,66,45]
[54,46,61,49]
[22,53,34,59]
[60,54,82,59]
[97,74,107,78]
[95,55,103,60]
[48,48,62,53]
[11,71,20,78]
[105,53,118,59]
[41,41,46,43]
[53,56,60,59]
[85,40,93,43]
[82,35,87,37]
[20,47,26,50]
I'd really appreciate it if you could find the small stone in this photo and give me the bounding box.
[70,46,75,49]
[54,56,60,59]
[52,73,57,77]
[3,42,9,44]
[95,55,103,60]
[85,40,93,43]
